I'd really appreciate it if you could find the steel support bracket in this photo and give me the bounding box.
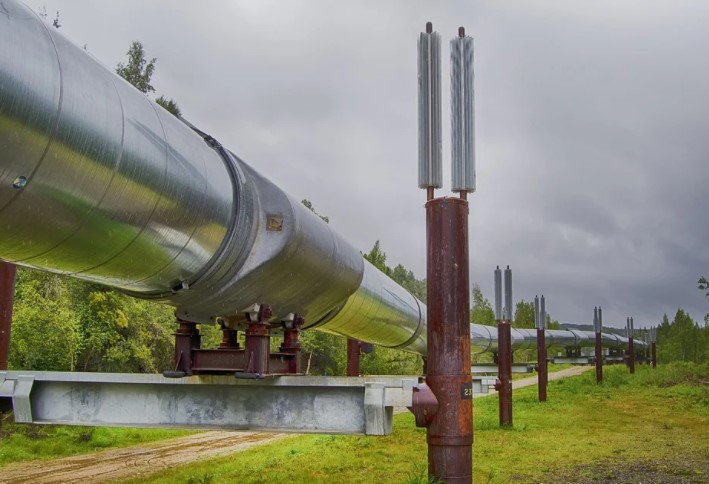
[0,373,34,421]
[0,372,418,436]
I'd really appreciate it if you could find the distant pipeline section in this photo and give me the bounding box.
[0,0,643,358]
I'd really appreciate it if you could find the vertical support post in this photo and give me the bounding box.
[0,262,17,371]
[651,326,657,369]
[426,197,472,483]
[280,314,303,374]
[627,317,635,375]
[218,321,239,349]
[535,295,547,402]
[171,320,200,376]
[346,338,362,377]
[244,305,271,376]
[594,307,603,384]
[496,266,513,427]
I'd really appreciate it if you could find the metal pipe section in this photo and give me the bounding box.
[425,197,472,483]
[0,262,17,370]
[0,1,648,364]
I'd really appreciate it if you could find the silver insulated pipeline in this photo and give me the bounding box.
[0,2,642,358]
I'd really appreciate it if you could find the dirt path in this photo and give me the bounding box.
[0,366,591,483]
[511,364,591,390]
[0,431,289,484]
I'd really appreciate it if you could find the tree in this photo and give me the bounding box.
[37,7,60,28]
[116,41,156,94]
[391,264,426,302]
[470,284,494,326]
[156,96,181,117]
[9,271,81,371]
[301,199,329,223]
[513,300,535,329]
[363,240,390,276]
[699,276,708,298]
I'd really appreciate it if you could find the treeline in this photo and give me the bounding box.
[656,309,708,364]
[9,269,175,372]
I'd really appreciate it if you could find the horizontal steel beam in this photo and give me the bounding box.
[0,372,418,436]
[472,363,534,374]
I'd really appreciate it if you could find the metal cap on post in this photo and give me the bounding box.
[534,296,540,330]
[504,266,513,321]
[494,266,502,321]
[418,22,442,201]
[450,26,475,199]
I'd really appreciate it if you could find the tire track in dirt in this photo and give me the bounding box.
[0,431,288,483]
[0,366,591,483]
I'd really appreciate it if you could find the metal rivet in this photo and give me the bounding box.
[12,176,27,189]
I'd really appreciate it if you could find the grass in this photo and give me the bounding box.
[0,418,192,467]
[114,362,708,483]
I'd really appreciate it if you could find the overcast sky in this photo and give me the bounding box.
[38,0,708,329]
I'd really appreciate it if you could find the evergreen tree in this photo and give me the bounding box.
[156,96,181,117]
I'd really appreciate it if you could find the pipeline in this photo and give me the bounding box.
[0,0,644,358]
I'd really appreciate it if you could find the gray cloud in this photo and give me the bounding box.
[42,0,709,328]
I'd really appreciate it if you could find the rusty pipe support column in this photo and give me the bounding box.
[425,197,472,483]
[628,336,635,374]
[536,328,547,402]
[244,305,271,376]
[497,320,513,427]
[595,332,603,383]
[651,342,657,369]
[594,307,603,383]
[0,262,17,371]
[346,338,362,377]
[280,315,303,374]
[170,320,200,376]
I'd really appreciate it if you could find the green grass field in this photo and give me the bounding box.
[1,363,706,482]
[118,363,708,483]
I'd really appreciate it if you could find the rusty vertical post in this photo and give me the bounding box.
[536,328,547,401]
[244,305,271,376]
[651,326,657,369]
[495,266,513,427]
[627,317,635,375]
[497,321,512,426]
[218,321,239,349]
[594,307,603,384]
[346,338,361,377]
[280,314,303,374]
[426,197,472,483]
[170,320,200,376]
[535,295,547,402]
[0,262,17,370]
